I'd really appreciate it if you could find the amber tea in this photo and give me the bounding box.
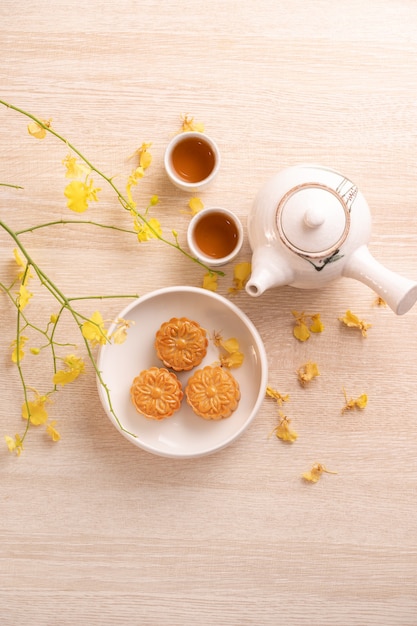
[171,136,216,183]
[193,211,239,259]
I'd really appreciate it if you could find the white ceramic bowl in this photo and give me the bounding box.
[96,286,268,458]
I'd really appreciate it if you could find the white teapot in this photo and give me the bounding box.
[245,164,417,315]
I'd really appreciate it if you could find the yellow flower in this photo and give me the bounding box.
[17,283,33,310]
[213,333,244,368]
[310,313,324,333]
[126,166,144,208]
[30,347,41,355]
[22,391,49,426]
[129,143,152,169]
[53,354,85,386]
[228,262,251,294]
[292,311,310,341]
[62,154,90,179]
[338,310,371,337]
[189,197,204,215]
[13,248,33,283]
[270,411,298,443]
[297,361,320,386]
[292,311,324,341]
[266,386,290,405]
[134,217,162,242]
[11,335,28,363]
[46,420,60,442]
[181,114,204,133]
[5,434,24,456]
[341,388,368,414]
[302,463,337,483]
[202,272,218,292]
[64,179,100,213]
[110,318,134,344]
[27,118,51,139]
[150,194,159,206]
[139,143,152,169]
[81,311,108,346]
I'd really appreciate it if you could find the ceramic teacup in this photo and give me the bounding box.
[164,132,221,192]
[187,207,243,267]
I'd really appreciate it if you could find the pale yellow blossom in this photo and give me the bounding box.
[27,118,51,139]
[5,434,24,456]
[81,311,108,346]
[110,318,134,344]
[22,390,50,426]
[11,335,28,363]
[134,217,162,242]
[46,421,60,442]
[64,179,101,213]
[53,354,85,386]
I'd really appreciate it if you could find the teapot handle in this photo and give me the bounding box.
[343,245,417,315]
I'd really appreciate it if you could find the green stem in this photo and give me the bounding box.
[0,182,24,189]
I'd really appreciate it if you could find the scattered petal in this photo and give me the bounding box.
[292,311,324,341]
[297,361,320,386]
[181,114,204,133]
[310,313,324,333]
[189,197,204,215]
[338,310,371,337]
[341,388,368,414]
[302,463,337,483]
[266,386,290,405]
[203,272,218,292]
[270,411,298,443]
[228,262,251,294]
[110,318,134,344]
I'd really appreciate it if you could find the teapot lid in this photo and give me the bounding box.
[276,183,350,258]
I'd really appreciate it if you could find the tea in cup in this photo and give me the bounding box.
[187,207,243,266]
[164,132,220,191]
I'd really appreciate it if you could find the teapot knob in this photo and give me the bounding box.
[304,206,326,229]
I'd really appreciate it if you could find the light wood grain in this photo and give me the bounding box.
[1,1,417,624]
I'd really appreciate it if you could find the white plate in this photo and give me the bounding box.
[96,286,268,458]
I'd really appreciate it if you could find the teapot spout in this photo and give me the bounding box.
[246,246,295,297]
[343,245,417,315]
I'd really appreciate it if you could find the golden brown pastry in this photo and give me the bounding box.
[185,365,240,420]
[130,367,183,420]
[155,317,208,371]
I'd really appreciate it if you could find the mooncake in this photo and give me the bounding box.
[155,317,208,371]
[185,365,240,420]
[130,367,183,420]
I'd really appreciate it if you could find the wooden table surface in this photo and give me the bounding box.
[2,2,417,624]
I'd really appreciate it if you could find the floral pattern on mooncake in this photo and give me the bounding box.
[185,365,240,420]
[130,367,183,420]
[155,317,208,371]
